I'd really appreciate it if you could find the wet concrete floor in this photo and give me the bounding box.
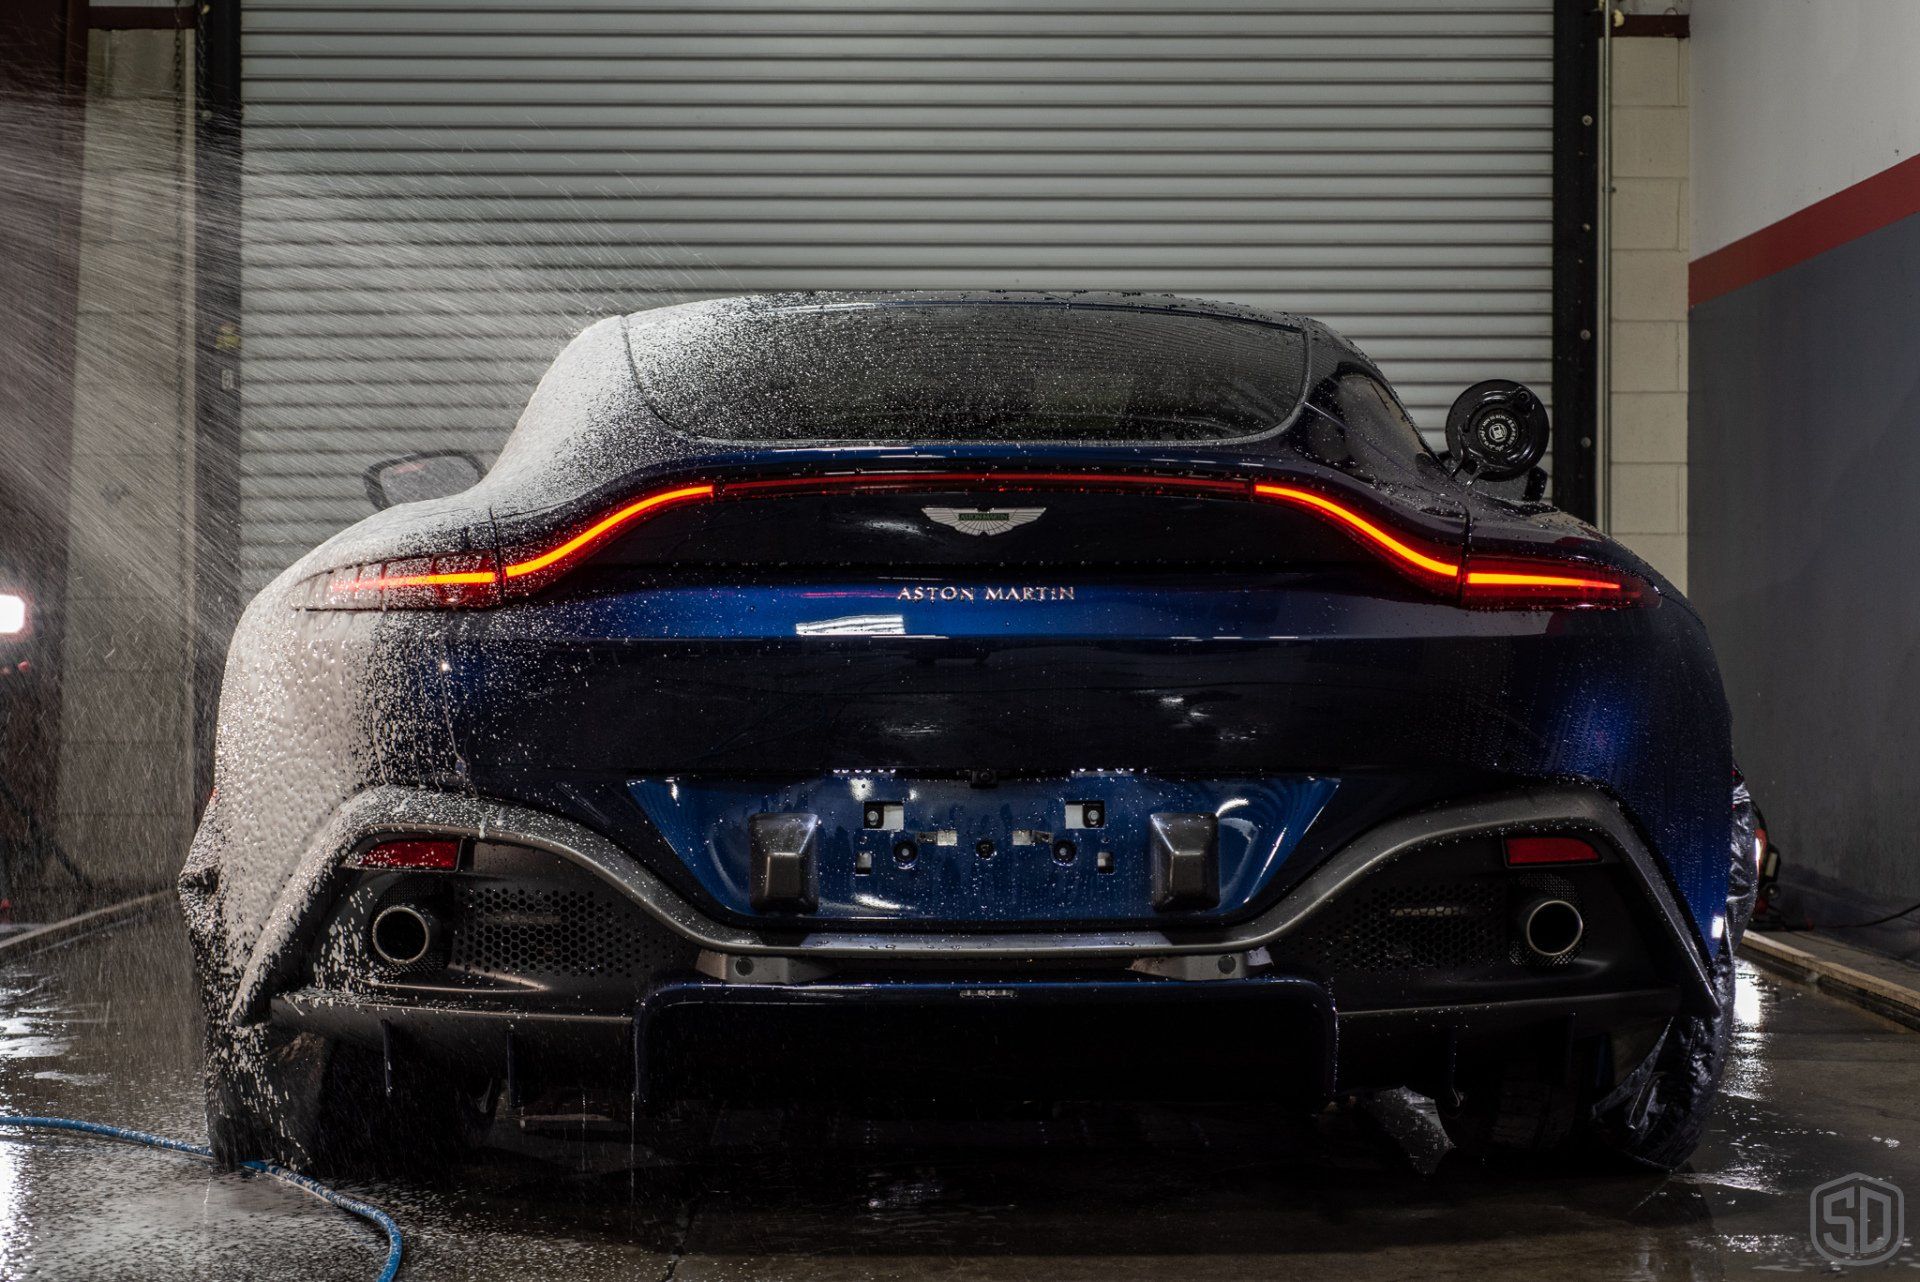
[1,910,1917,1279]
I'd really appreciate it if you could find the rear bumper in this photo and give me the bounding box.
[251,775,1712,1105]
[271,976,1681,1102]
[230,782,1714,1027]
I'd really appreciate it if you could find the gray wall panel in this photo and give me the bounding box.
[1690,211,1920,917]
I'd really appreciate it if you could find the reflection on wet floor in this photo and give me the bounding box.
[2,911,1917,1279]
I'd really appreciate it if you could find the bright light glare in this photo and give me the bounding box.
[0,594,24,636]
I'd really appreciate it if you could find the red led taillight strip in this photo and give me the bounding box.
[1250,483,1458,582]
[1252,487,1635,601]
[501,483,714,579]
[492,472,1261,591]
[350,569,494,590]
[319,552,503,608]
[1466,570,1623,592]
[1457,556,1639,605]
[319,469,1646,610]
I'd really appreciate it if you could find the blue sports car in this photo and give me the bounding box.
[181,292,1756,1173]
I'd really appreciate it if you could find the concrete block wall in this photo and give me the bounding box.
[55,30,200,895]
[1608,35,1691,592]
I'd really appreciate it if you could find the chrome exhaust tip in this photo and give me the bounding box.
[1519,897,1584,961]
[369,903,440,968]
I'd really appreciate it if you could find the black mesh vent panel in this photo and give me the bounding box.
[450,882,693,981]
[1291,880,1507,972]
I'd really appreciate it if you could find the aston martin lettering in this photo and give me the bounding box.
[895,585,1076,603]
[922,506,1046,537]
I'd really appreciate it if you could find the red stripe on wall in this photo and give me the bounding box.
[1691,151,1920,307]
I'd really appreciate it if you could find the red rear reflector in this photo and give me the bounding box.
[356,837,461,871]
[1503,835,1601,866]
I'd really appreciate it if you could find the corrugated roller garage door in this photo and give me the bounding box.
[238,0,1556,591]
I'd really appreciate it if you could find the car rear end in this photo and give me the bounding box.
[195,295,1733,1135]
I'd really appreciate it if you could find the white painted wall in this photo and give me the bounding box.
[1693,0,1920,255]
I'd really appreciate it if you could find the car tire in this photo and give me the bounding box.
[1587,774,1758,1169]
[1438,940,1736,1170]
[1442,778,1757,1170]
[1580,937,1736,1169]
[205,1022,491,1175]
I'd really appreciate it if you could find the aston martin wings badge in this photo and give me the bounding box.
[921,506,1047,537]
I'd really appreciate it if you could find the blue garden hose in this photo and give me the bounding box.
[0,1115,404,1281]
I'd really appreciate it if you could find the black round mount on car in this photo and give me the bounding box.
[1445,379,1550,481]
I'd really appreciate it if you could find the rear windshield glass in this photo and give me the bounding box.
[631,302,1309,443]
